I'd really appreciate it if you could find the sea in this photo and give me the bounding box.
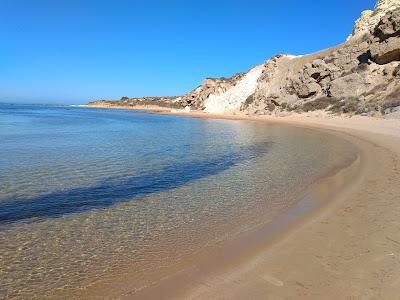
[0,103,358,298]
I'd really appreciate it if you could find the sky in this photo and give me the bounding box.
[0,0,377,104]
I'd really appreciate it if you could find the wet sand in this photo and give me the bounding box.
[83,106,400,299]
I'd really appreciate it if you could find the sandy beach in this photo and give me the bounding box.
[4,0,399,298]
[79,106,400,299]
[178,113,400,299]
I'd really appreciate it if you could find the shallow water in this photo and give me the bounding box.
[0,104,358,298]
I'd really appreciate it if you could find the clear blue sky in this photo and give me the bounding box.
[0,0,376,104]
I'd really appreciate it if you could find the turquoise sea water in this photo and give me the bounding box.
[0,104,358,298]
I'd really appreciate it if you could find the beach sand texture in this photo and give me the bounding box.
[176,115,400,300]
[178,116,400,300]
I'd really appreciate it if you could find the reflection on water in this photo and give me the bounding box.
[0,141,271,224]
[0,104,357,299]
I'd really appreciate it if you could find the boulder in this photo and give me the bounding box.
[370,37,400,64]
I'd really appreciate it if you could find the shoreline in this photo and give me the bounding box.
[81,105,400,298]
[83,104,400,138]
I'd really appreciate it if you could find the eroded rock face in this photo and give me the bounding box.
[203,65,263,113]
[376,0,400,14]
[178,73,245,110]
[371,38,400,64]
[370,8,400,63]
[349,0,400,41]
[351,10,374,39]
[89,0,400,117]
[374,6,400,40]
[186,0,400,116]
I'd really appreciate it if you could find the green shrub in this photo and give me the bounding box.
[286,104,297,111]
[267,102,276,111]
[382,99,400,112]
[302,97,339,112]
[242,94,255,109]
[342,98,359,113]
[329,100,346,114]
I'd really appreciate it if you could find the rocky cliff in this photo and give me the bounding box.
[89,0,400,117]
[178,0,400,117]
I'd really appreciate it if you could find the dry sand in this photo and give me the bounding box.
[84,106,400,299]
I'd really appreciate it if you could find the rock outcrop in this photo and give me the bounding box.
[202,65,263,114]
[178,73,245,110]
[347,0,400,40]
[349,0,400,41]
[190,0,400,116]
